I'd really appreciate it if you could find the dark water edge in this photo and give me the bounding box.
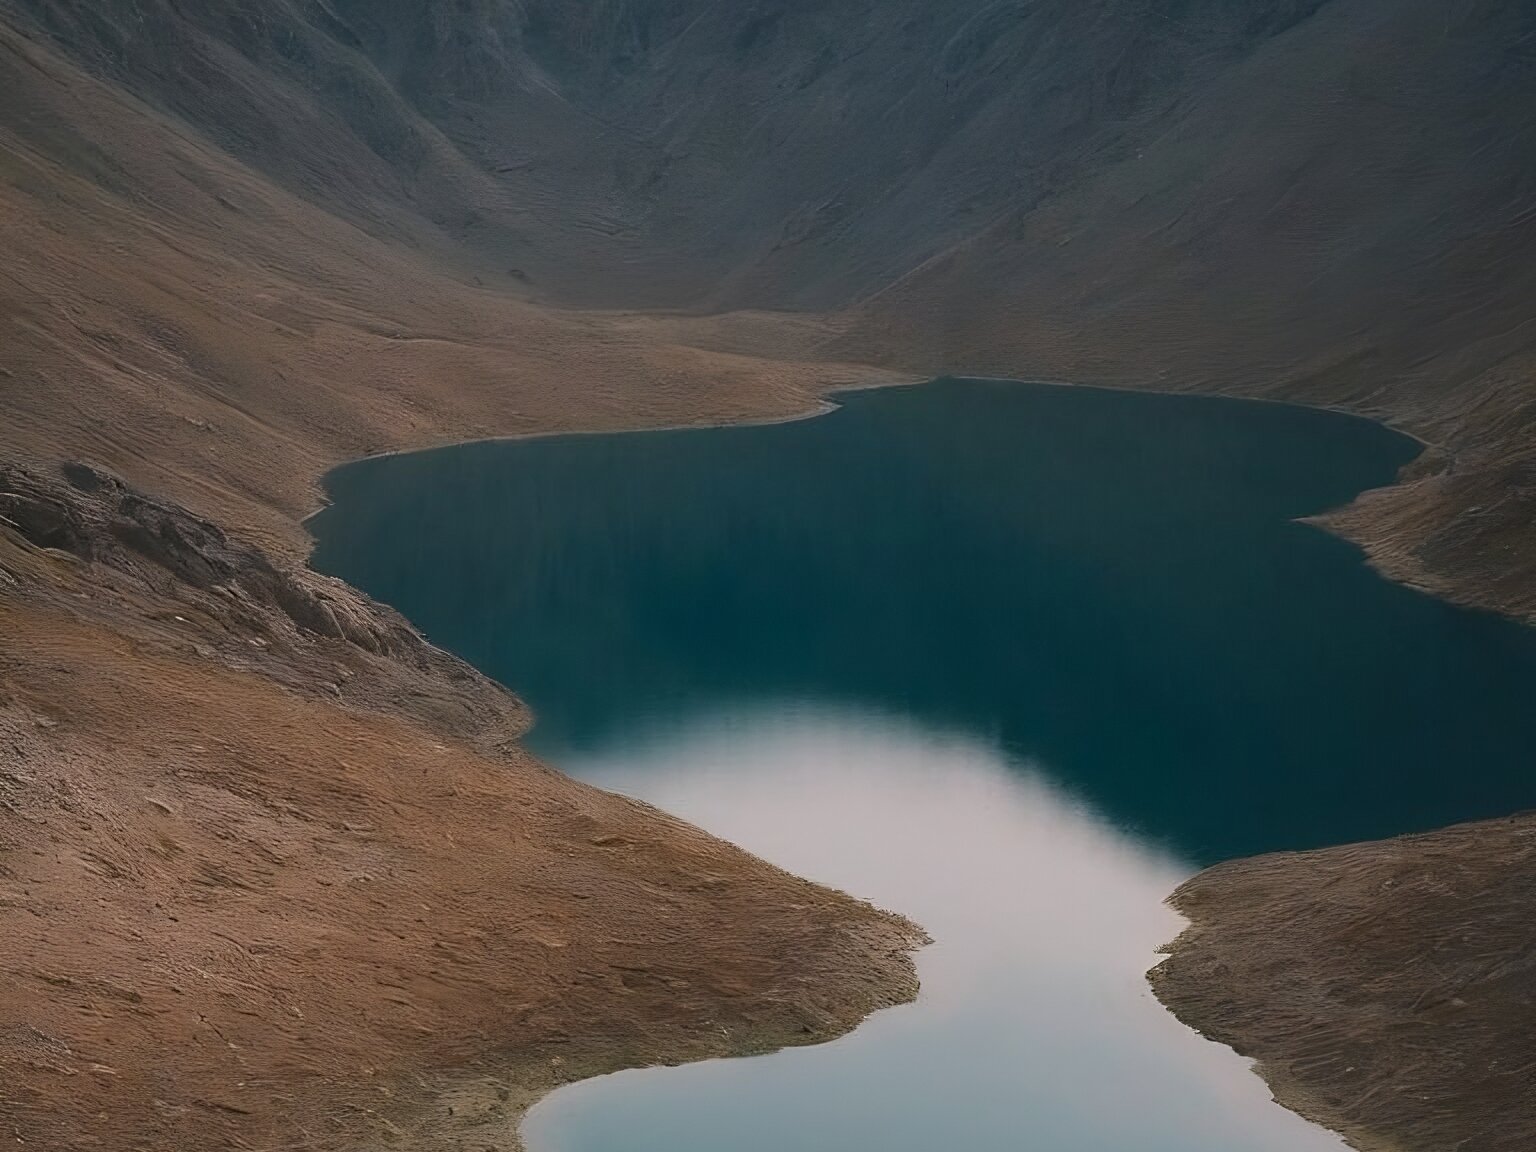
[311,378,1536,867]
[308,378,1536,1152]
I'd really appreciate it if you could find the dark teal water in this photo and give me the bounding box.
[309,378,1536,1152]
[311,379,1536,865]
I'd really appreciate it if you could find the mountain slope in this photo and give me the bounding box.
[2,0,1336,307]
[0,14,911,1150]
[837,0,1536,619]
[5,0,1530,619]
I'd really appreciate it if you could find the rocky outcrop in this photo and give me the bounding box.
[0,462,531,751]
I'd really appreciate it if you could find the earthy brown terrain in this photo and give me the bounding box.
[0,13,927,1149]
[0,8,884,556]
[0,465,922,1152]
[1151,815,1536,1152]
[2,1,1535,1151]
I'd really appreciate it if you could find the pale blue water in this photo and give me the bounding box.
[517,707,1346,1152]
[310,379,1536,1152]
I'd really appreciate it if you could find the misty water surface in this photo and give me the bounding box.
[311,379,1536,1151]
[519,708,1345,1152]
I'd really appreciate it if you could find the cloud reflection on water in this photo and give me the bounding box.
[523,703,1344,1152]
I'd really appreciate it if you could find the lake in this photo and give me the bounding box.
[310,378,1536,1152]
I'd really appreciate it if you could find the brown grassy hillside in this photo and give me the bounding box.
[1151,813,1536,1152]
[0,14,910,1150]
[0,15,887,554]
[0,490,919,1151]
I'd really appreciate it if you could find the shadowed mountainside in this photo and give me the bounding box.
[5,0,1334,309]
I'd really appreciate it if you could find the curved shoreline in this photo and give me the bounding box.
[1150,813,1536,1152]
[0,458,927,1152]
[476,916,930,1152]
[5,14,1534,1145]
[305,376,1453,1152]
[5,358,1524,1152]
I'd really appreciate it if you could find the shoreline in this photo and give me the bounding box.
[5,357,1525,1152]
[0,452,928,1152]
[304,370,1463,647]
[451,915,932,1152]
[1149,811,1536,1152]
[2,13,1529,1144]
[300,373,1473,1152]
[297,395,853,528]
